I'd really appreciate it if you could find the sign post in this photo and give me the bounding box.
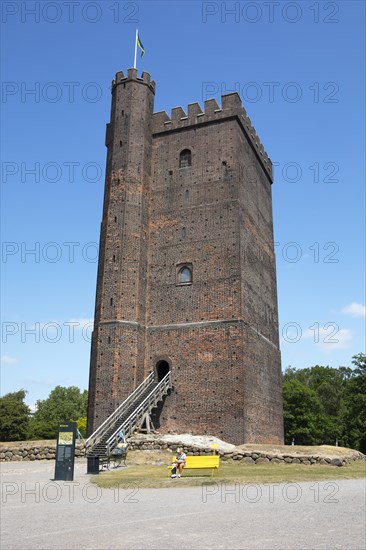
[54,421,76,481]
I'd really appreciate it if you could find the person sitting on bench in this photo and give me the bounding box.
[171,448,186,478]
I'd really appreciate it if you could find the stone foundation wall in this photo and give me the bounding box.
[0,442,85,462]
[1,438,364,467]
[128,438,365,467]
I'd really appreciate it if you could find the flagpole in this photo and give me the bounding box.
[133,29,138,69]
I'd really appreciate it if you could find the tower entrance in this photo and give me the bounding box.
[156,360,170,382]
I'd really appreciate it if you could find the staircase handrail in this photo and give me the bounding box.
[106,372,172,454]
[106,372,171,452]
[85,372,154,450]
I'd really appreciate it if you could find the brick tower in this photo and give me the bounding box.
[87,68,284,445]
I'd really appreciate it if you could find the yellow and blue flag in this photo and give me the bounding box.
[137,34,145,58]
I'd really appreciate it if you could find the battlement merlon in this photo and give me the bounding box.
[152,92,273,183]
[111,68,156,94]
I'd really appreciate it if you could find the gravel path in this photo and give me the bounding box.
[1,460,365,549]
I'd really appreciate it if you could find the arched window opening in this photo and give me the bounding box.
[179,149,192,168]
[178,265,192,284]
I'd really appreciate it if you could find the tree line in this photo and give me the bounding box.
[0,386,88,441]
[283,353,365,452]
[1,353,365,452]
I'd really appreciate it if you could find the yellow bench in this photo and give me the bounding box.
[169,455,220,477]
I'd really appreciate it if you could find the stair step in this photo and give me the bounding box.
[86,376,170,457]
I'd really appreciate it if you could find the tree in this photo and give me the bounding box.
[282,376,324,445]
[27,419,59,440]
[343,353,366,453]
[282,355,366,451]
[29,386,88,440]
[300,365,349,444]
[76,417,87,438]
[0,390,30,441]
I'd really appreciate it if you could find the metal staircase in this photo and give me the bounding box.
[85,372,172,459]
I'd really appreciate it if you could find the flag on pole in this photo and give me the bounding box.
[137,33,145,58]
[133,29,145,69]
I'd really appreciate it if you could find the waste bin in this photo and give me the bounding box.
[87,456,99,474]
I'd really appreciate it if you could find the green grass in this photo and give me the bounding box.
[92,460,366,490]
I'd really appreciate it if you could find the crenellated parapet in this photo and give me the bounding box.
[152,92,272,182]
[111,68,156,94]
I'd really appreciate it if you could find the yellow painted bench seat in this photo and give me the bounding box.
[169,455,220,477]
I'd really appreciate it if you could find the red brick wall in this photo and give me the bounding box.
[87,71,283,444]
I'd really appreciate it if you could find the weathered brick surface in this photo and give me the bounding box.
[87,69,283,444]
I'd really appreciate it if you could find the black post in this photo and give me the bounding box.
[87,456,100,474]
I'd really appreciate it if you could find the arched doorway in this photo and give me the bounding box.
[156,360,170,382]
[151,360,171,430]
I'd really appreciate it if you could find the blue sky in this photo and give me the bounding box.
[1,0,365,408]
